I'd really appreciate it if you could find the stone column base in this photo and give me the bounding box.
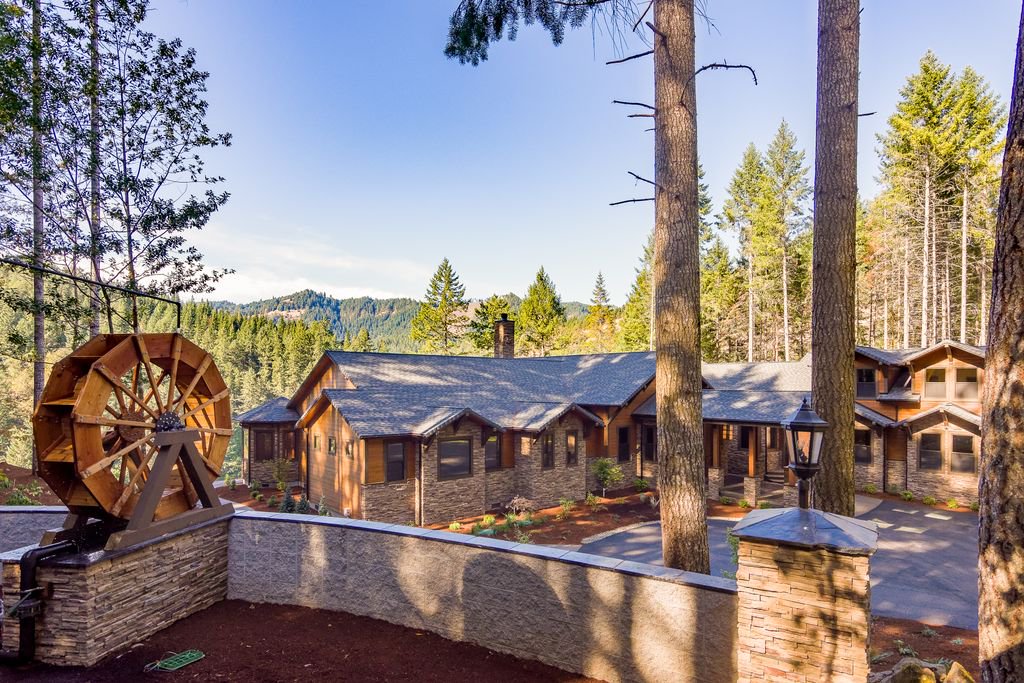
[782,484,799,508]
[743,476,762,505]
[707,468,725,500]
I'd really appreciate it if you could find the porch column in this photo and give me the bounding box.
[708,425,725,500]
[744,427,762,505]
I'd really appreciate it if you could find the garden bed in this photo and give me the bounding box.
[871,616,979,679]
[859,490,978,514]
[4,600,601,682]
[0,463,63,506]
[216,483,312,513]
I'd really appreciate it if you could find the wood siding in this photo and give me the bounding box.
[306,405,362,516]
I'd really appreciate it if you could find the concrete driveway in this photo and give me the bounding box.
[579,499,979,630]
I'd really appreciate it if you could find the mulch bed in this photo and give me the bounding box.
[217,483,309,513]
[433,489,747,546]
[871,616,979,679]
[3,600,601,682]
[0,463,63,506]
[860,490,977,514]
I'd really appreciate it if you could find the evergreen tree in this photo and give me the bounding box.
[410,257,468,355]
[467,294,513,355]
[619,235,653,352]
[518,267,565,356]
[583,271,614,352]
[348,327,373,352]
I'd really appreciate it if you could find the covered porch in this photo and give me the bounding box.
[236,396,302,487]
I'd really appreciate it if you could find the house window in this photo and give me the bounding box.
[484,435,501,471]
[617,427,630,463]
[439,438,471,478]
[345,440,354,459]
[313,434,320,450]
[854,429,872,464]
[924,368,947,399]
[951,434,977,473]
[955,368,979,400]
[542,433,555,469]
[566,430,579,466]
[721,424,733,441]
[767,428,778,450]
[642,424,657,462]
[856,368,876,398]
[740,427,750,450]
[919,433,942,471]
[386,441,406,482]
[328,436,337,455]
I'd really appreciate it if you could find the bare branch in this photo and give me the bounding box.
[610,197,655,206]
[613,99,655,110]
[858,111,877,117]
[628,171,656,186]
[645,21,666,40]
[627,113,654,118]
[692,61,758,86]
[606,49,653,65]
[632,1,652,33]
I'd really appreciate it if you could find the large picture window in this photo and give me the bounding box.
[617,427,630,463]
[924,368,947,399]
[439,438,471,478]
[919,433,942,471]
[951,434,977,473]
[386,441,406,482]
[740,427,750,450]
[955,368,979,400]
[542,433,555,468]
[856,368,876,398]
[484,435,501,471]
[565,430,578,466]
[854,429,872,464]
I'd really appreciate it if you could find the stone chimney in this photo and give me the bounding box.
[494,313,515,359]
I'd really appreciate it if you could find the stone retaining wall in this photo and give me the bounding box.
[0,506,67,552]
[1,519,229,666]
[227,511,738,683]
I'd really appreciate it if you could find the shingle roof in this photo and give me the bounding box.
[855,403,897,428]
[236,397,299,424]
[901,340,986,364]
[898,402,981,427]
[856,340,986,367]
[634,390,809,425]
[701,359,812,392]
[877,369,918,402]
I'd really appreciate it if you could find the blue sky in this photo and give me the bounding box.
[145,1,1020,306]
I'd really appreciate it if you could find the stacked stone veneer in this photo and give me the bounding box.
[1,519,228,667]
[420,422,488,525]
[361,481,416,525]
[885,460,906,494]
[484,468,516,510]
[249,456,299,489]
[515,416,587,509]
[853,428,884,493]
[0,506,67,552]
[228,511,737,683]
[905,433,979,503]
[735,535,873,682]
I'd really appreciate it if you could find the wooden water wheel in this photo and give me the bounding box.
[32,333,232,524]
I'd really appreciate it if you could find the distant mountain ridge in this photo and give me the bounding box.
[213,289,589,353]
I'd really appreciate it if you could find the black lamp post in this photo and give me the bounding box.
[781,397,828,509]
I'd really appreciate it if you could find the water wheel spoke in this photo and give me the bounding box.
[134,336,165,413]
[168,335,182,408]
[174,353,212,412]
[81,434,154,479]
[104,403,122,419]
[181,388,230,421]
[77,415,155,430]
[142,368,169,414]
[194,426,233,437]
[111,455,151,517]
[96,364,159,419]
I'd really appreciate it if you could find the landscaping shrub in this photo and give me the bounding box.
[864,483,878,494]
[3,486,39,506]
[922,495,937,506]
[757,501,772,509]
[970,501,979,512]
[719,496,735,506]
[502,513,519,527]
[227,477,237,491]
[946,498,959,510]
[296,494,311,514]
[506,495,536,516]
[738,499,751,509]
[633,477,649,493]
[250,486,261,500]
[585,492,605,511]
[0,472,11,489]
[471,522,485,535]
[279,493,296,514]
[316,495,331,516]
[591,458,624,496]
[448,521,462,532]
[481,514,496,527]
[254,493,264,502]
[900,490,914,501]
[267,495,279,509]
[512,526,533,544]
[556,498,574,520]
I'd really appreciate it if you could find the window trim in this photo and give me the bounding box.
[438,437,473,479]
[954,368,979,401]
[313,434,320,451]
[924,368,947,400]
[385,440,407,482]
[565,430,579,466]
[856,368,877,398]
[345,440,354,459]
[918,432,943,471]
[328,436,337,455]
[853,428,872,464]
[541,432,555,469]
[950,433,977,474]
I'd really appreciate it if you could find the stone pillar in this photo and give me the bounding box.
[743,477,762,505]
[708,468,725,500]
[733,508,878,683]
[782,484,799,508]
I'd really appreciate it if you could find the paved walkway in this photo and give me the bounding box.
[579,498,979,629]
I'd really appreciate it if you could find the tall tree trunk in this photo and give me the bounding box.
[979,8,1024,678]
[31,0,44,477]
[961,181,969,343]
[810,0,858,517]
[980,253,988,345]
[653,0,708,574]
[921,172,930,347]
[943,253,951,341]
[89,0,101,336]
[903,237,911,347]
[782,243,791,361]
[747,259,754,362]
[883,285,890,348]
[931,188,939,340]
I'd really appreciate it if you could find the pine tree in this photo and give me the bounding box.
[518,267,565,356]
[619,238,653,352]
[410,257,468,355]
[583,272,614,352]
[349,327,373,352]
[467,294,513,355]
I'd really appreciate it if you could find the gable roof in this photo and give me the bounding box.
[701,359,812,392]
[854,403,897,428]
[856,340,985,367]
[898,402,981,428]
[902,340,986,365]
[236,397,299,425]
[634,390,809,426]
